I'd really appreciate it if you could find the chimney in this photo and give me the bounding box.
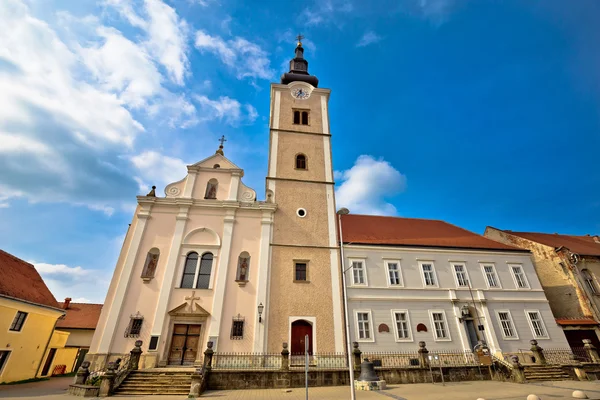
[63,297,72,310]
[594,235,600,244]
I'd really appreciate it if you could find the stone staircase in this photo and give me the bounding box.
[524,365,571,382]
[114,370,193,396]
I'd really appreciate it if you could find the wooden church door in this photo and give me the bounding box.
[291,320,313,355]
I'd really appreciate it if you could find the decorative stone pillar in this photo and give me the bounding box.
[352,342,362,372]
[418,341,430,368]
[583,339,600,363]
[99,362,116,397]
[203,342,214,370]
[510,355,526,383]
[74,361,90,384]
[281,342,290,371]
[129,340,143,370]
[530,340,546,365]
[189,367,203,398]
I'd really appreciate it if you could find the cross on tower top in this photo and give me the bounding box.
[296,33,304,45]
[219,135,227,147]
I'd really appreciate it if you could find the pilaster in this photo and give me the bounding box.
[183,168,197,198]
[97,202,152,353]
[253,211,274,352]
[478,291,500,352]
[228,172,241,201]
[207,209,236,349]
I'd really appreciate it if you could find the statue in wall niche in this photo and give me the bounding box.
[142,253,159,279]
[205,181,217,199]
[239,258,248,281]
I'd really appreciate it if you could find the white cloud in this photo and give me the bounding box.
[194,95,258,126]
[414,0,456,25]
[129,151,188,189]
[32,262,108,303]
[356,31,382,47]
[335,155,406,216]
[299,0,353,27]
[104,0,190,85]
[195,30,275,81]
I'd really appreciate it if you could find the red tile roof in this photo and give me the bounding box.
[56,302,103,330]
[503,231,600,257]
[556,318,599,326]
[341,214,524,251]
[0,249,61,309]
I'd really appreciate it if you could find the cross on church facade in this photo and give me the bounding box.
[218,135,227,147]
[185,291,201,312]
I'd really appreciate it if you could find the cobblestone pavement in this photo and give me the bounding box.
[2,378,600,399]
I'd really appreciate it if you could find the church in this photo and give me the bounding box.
[87,38,344,368]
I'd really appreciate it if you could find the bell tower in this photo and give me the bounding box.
[264,37,344,353]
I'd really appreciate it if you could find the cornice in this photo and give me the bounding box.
[138,197,277,212]
[270,128,331,137]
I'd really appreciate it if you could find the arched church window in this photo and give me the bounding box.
[293,111,300,124]
[196,252,213,289]
[296,154,307,170]
[181,252,198,288]
[582,269,598,294]
[205,179,218,199]
[236,252,251,284]
[301,111,309,125]
[141,248,160,281]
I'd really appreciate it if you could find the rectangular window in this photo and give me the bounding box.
[356,312,371,340]
[511,265,529,289]
[497,311,517,339]
[421,263,436,287]
[0,351,10,375]
[9,311,27,332]
[126,317,143,337]
[430,311,449,340]
[453,264,469,287]
[526,311,548,339]
[352,261,366,285]
[231,319,244,340]
[483,265,500,288]
[393,311,411,340]
[295,262,307,281]
[387,261,402,286]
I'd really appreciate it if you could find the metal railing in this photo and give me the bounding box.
[212,353,282,370]
[544,347,590,365]
[428,350,479,367]
[361,351,421,368]
[290,353,348,369]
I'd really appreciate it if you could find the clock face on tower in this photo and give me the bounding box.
[291,87,310,100]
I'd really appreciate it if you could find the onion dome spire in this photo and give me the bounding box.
[280,34,319,87]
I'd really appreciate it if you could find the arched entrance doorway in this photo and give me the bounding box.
[291,319,313,355]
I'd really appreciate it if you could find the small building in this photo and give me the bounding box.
[340,215,569,357]
[56,298,103,372]
[484,228,600,349]
[0,249,66,383]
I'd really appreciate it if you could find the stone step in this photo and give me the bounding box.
[115,391,190,395]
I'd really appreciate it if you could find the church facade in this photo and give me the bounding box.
[87,39,344,368]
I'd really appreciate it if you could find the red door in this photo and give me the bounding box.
[291,320,313,355]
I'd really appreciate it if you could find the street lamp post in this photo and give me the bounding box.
[337,207,356,400]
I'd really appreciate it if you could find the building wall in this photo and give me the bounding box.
[0,297,63,383]
[343,245,569,355]
[63,329,94,348]
[39,330,78,376]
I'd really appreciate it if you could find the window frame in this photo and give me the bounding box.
[495,310,519,340]
[180,251,215,290]
[293,110,300,124]
[525,309,550,339]
[301,111,309,125]
[419,261,439,288]
[581,269,598,295]
[354,309,375,342]
[451,262,470,288]
[509,264,530,289]
[480,263,502,289]
[0,350,10,376]
[295,153,308,170]
[349,258,368,286]
[294,260,309,283]
[230,317,245,340]
[9,311,27,332]
[428,310,451,341]
[384,259,403,287]
[391,309,413,342]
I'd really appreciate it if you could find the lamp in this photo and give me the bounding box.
[459,305,470,322]
[258,302,264,323]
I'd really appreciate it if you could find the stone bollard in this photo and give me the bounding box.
[418,341,430,368]
[74,361,90,384]
[510,355,526,383]
[281,342,290,371]
[530,340,546,365]
[572,390,588,399]
[129,340,143,370]
[583,339,600,363]
[189,367,203,398]
[99,362,116,397]
[526,395,541,400]
[203,342,214,371]
[352,342,362,372]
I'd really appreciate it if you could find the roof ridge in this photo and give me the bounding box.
[0,248,35,268]
[343,213,445,223]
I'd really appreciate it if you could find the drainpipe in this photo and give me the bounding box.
[337,208,356,400]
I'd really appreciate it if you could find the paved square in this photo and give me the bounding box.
[3,377,600,399]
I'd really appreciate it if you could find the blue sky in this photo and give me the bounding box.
[0,0,598,303]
